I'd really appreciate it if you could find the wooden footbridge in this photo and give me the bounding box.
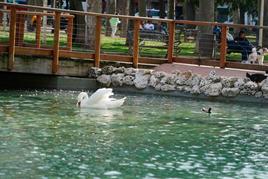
[0,2,268,77]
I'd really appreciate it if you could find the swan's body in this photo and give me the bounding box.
[77,88,126,109]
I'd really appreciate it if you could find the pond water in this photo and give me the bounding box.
[0,90,267,178]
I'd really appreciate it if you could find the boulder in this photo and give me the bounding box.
[221,88,240,97]
[207,70,221,83]
[124,67,136,76]
[88,67,102,78]
[123,75,135,86]
[204,83,223,97]
[102,66,114,75]
[97,75,111,87]
[111,73,124,87]
[191,85,201,95]
[261,79,268,98]
[134,72,150,89]
[149,75,159,88]
[240,81,258,96]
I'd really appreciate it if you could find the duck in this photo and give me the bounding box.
[77,88,126,109]
[202,107,211,114]
[246,72,267,83]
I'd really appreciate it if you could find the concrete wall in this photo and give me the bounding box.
[0,55,94,77]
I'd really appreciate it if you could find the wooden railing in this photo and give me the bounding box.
[1,2,268,74]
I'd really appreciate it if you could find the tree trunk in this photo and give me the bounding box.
[117,0,129,37]
[126,0,136,45]
[105,0,116,36]
[87,0,102,49]
[199,0,214,33]
[233,8,241,35]
[168,0,175,19]
[70,0,85,44]
[183,0,195,21]
[159,0,166,19]
[138,0,146,17]
[263,0,268,47]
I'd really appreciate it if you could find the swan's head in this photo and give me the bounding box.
[77,92,88,107]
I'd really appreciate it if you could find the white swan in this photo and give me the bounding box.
[76,88,126,109]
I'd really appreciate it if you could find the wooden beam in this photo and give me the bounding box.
[133,19,140,68]
[15,46,53,56]
[94,16,102,67]
[139,57,168,64]
[66,16,73,50]
[173,57,220,67]
[225,62,268,71]
[60,50,94,59]
[8,7,16,71]
[36,15,42,48]
[220,25,227,68]
[167,21,175,63]
[52,12,61,74]
[100,54,132,62]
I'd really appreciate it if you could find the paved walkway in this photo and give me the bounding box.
[154,63,266,78]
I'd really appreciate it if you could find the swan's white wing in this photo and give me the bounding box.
[87,88,113,105]
[105,97,126,109]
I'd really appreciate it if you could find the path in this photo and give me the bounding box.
[154,63,266,78]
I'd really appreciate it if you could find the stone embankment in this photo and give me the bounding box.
[89,66,268,99]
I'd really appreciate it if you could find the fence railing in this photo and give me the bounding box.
[1,2,268,74]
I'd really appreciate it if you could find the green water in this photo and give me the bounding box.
[0,90,267,178]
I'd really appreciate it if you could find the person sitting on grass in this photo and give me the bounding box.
[227,30,254,63]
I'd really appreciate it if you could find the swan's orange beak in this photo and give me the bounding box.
[77,101,81,107]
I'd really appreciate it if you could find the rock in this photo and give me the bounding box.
[189,74,202,87]
[261,79,268,98]
[149,75,159,88]
[255,91,263,98]
[153,71,167,78]
[207,70,221,83]
[155,84,162,91]
[123,75,135,86]
[199,78,211,88]
[176,71,192,86]
[134,72,150,89]
[191,85,201,95]
[221,88,240,97]
[204,83,223,97]
[234,78,246,89]
[161,84,176,91]
[221,77,238,88]
[111,73,124,87]
[113,67,125,74]
[88,67,102,78]
[124,68,136,75]
[160,74,176,85]
[102,66,114,75]
[97,75,111,87]
[240,81,258,96]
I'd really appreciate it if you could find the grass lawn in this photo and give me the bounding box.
[1,31,268,62]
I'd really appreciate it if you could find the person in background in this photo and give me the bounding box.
[143,20,155,31]
[227,30,254,62]
[109,13,121,38]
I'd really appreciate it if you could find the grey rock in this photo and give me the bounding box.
[111,73,124,87]
[204,83,223,97]
[97,75,111,87]
[221,88,240,97]
[102,66,114,75]
[149,75,159,88]
[191,85,201,95]
[88,67,102,78]
[134,72,150,89]
[123,75,135,86]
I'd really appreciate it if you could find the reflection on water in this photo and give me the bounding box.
[0,90,267,178]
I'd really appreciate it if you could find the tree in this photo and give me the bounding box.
[117,0,130,37]
[138,0,146,17]
[263,0,268,47]
[70,0,85,44]
[86,0,102,49]
[168,0,175,19]
[183,0,196,21]
[199,0,214,33]
[159,0,166,18]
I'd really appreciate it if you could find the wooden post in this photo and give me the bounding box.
[52,12,61,74]
[66,16,73,51]
[36,15,42,48]
[95,16,102,68]
[8,7,16,71]
[133,19,140,68]
[220,25,227,68]
[167,21,175,63]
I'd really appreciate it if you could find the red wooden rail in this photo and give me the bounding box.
[1,2,268,74]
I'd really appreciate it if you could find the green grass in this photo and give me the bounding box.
[1,31,268,62]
